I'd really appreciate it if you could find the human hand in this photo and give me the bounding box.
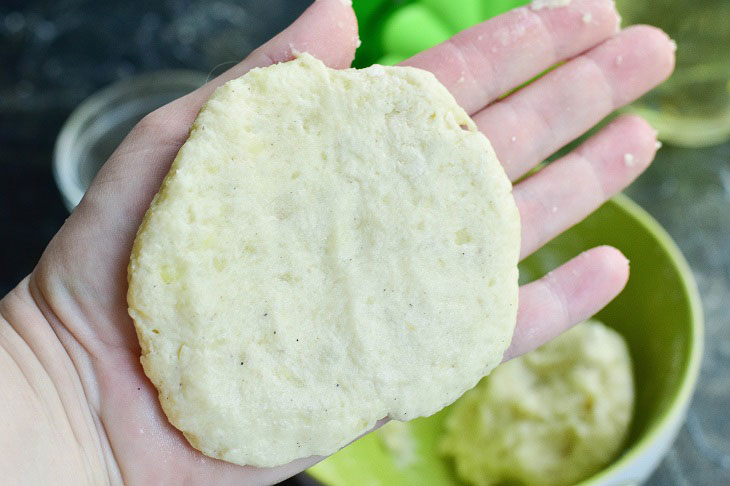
[0,0,674,484]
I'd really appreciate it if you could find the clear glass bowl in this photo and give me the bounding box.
[53,70,207,211]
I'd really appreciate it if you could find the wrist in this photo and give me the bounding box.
[0,278,114,485]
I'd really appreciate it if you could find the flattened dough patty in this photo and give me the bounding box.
[128,53,520,467]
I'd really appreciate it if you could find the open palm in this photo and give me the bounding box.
[4,0,674,484]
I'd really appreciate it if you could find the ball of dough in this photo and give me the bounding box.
[128,53,520,467]
[441,320,635,486]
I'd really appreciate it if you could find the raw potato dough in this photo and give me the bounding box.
[379,421,419,469]
[441,320,635,486]
[127,53,520,467]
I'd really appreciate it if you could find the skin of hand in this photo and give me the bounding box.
[0,0,675,484]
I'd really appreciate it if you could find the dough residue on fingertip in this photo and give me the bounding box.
[530,0,572,11]
[624,153,636,167]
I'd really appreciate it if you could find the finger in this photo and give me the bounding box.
[516,114,658,259]
[159,0,359,133]
[476,25,675,180]
[179,0,359,119]
[401,0,620,114]
[90,0,359,213]
[504,246,629,361]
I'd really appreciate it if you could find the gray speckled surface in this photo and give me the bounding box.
[625,141,730,485]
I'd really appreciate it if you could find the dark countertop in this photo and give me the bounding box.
[625,141,730,485]
[1,0,309,295]
[2,1,729,484]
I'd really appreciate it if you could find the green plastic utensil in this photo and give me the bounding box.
[353,0,529,67]
[308,194,703,485]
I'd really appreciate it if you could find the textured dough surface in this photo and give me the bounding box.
[441,320,635,486]
[128,53,520,467]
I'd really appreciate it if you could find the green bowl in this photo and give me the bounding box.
[308,194,703,485]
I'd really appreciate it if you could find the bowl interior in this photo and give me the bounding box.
[308,194,701,486]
